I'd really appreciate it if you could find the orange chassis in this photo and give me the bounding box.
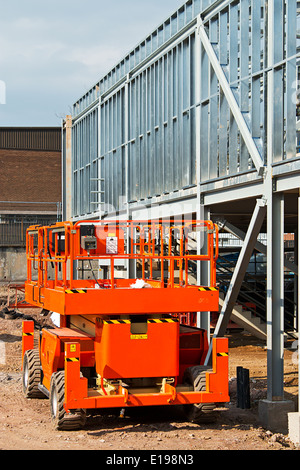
[21,219,229,424]
[22,321,228,410]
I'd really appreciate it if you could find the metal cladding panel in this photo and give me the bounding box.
[127,34,197,203]
[70,0,299,218]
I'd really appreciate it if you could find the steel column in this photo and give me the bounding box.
[266,193,285,401]
[265,0,285,403]
[196,11,210,334]
[298,194,300,412]
[197,206,211,333]
[63,116,72,221]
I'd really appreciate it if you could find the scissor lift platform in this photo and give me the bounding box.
[21,219,229,430]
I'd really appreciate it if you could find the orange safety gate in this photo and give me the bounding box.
[25,219,219,319]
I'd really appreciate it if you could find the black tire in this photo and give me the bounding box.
[183,365,216,424]
[22,349,44,399]
[49,371,86,431]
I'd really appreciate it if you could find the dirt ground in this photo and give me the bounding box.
[0,285,299,451]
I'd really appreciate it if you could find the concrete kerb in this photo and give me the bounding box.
[259,399,295,435]
[288,412,300,446]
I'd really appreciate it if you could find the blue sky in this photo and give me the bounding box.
[0,0,185,127]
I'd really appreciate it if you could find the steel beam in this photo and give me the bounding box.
[205,198,267,364]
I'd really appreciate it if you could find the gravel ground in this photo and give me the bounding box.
[0,286,298,451]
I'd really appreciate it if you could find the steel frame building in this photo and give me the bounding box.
[63,0,300,432]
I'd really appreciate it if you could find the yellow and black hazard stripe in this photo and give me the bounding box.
[22,332,34,337]
[198,287,218,292]
[65,357,80,362]
[217,352,229,357]
[65,289,87,294]
[148,318,179,323]
[103,319,131,325]
[102,318,179,325]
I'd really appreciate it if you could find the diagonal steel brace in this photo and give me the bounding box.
[197,16,265,177]
[205,198,267,365]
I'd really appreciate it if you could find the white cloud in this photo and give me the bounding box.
[67,44,124,70]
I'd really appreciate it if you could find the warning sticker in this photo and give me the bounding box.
[130,334,148,340]
[106,236,118,254]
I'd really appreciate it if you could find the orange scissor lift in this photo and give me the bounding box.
[21,219,229,430]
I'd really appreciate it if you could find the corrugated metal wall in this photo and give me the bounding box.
[69,0,299,219]
[0,127,61,151]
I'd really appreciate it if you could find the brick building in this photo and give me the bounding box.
[0,127,62,281]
